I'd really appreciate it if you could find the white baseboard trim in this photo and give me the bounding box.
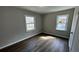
[0,32,41,50]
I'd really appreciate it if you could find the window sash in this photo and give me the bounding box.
[26,24,35,31]
[25,16,34,23]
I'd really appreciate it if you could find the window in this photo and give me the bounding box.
[56,14,69,31]
[25,16,35,31]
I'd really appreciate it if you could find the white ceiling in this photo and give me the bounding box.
[18,6,75,14]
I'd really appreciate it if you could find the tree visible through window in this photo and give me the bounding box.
[56,14,69,31]
[25,16,35,31]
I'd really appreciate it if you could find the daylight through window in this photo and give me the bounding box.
[25,16,35,31]
[56,14,69,31]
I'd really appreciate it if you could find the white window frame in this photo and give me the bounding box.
[56,14,69,31]
[25,15,35,32]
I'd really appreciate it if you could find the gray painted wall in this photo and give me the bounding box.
[0,7,42,49]
[43,9,74,38]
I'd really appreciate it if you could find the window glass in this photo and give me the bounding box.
[25,16,35,31]
[56,14,69,31]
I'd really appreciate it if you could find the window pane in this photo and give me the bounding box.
[27,24,35,31]
[56,15,68,31]
[25,16,34,23]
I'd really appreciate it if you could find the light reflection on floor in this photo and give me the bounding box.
[39,36,56,40]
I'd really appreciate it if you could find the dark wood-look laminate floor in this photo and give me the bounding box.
[0,33,69,52]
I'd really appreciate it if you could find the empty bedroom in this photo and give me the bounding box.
[0,6,79,52]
